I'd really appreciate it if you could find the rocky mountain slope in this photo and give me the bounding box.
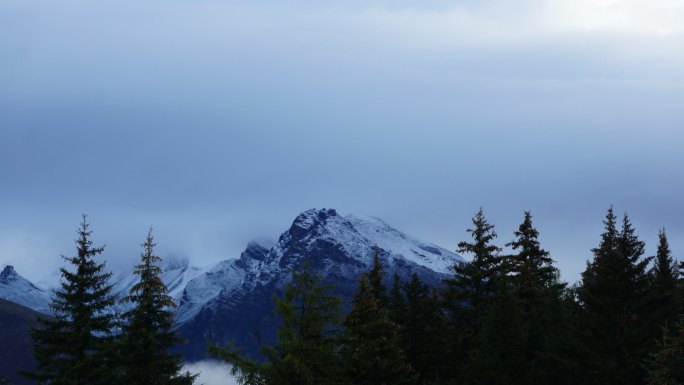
[175,208,463,360]
[0,265,51,315]
[0,209,463,362]
[111,256,207,313]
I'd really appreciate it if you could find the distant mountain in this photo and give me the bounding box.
[0,298,52,385]
[176,208,463,360]
[15,256,207,316]
[0,265,51,315]
[111,256,207,313]
[0,260,207,383]
[0,209,463,363]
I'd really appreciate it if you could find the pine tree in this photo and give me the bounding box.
[367,250,388,308]
[441,208,502,379]
[343,273,417,385]
[27,216,116,385]
[444,208,503,324]
[211,264,343,385]
[505,211,566,384]
[649,229,680,330]
[389,273,406,326]
[576,208,652,385]
[645,231,683,385]
[118,229,195,385]
[679,259,684,315]
[506,211,559,295]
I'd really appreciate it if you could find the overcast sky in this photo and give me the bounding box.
[1,0,683,283]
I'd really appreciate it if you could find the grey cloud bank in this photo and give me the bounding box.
[1,0,683,282]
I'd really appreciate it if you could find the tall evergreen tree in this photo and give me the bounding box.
[649,229,680,330]
[444,208,503,322]
[118,229,195,385]
[27,216,116,385]
[389,273,406,327]
[505,211,567,384]
[576,208,652,385]
[367,251,388,308]
[343,274,417,385]
[211,264,343,385]
[679,260,684,294]
[441,208,502,378]
[506,211,559,294]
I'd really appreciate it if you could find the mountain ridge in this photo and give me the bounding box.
[0,265,51,314]
[0,208,463,361]
[175,208,463,359]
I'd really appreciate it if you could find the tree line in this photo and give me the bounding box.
[214,207,684,385]
[24,216,196,385]
[18,207,684,384]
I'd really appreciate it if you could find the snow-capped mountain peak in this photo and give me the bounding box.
[175,209,463,359]
[0,265,51,314]
[268,208,459,274]
[1,265,17,281]
[175,240,273,324]
[1,209,464,360]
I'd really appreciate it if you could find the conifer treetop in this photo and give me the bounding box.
[457,207,501,260]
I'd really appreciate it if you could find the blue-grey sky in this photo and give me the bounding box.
[1,0,683,283]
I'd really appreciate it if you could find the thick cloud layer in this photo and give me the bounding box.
[1,0,683,282]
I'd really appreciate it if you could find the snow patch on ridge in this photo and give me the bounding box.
[111,257,210,314]
[346,214,457,274]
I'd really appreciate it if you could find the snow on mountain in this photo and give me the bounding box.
[176,208,463,359]
[273,210,458,274]
[109,256,208,313]
[175,209,462,327]
[0,208,463,361]
[264,208,462,282]
[176,241,271,324]
[17,258,209,314]
[163,259,209,301]
[0,265,51,315]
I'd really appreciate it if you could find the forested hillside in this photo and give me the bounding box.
[215,207,684,385]
[9,207,684,385]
